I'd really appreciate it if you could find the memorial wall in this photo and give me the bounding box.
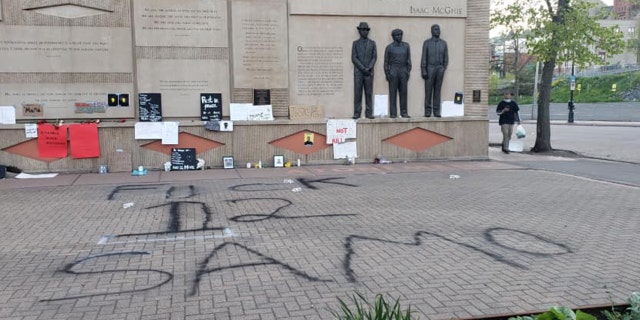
[0,0,490,172]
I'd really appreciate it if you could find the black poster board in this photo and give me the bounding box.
[200,93,222,121]
[253,89,271,105]
[138,93,162,122]
[171,148,197,170]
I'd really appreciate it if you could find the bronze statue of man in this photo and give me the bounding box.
[384,28,411,118]
[421,24,448,117]
[352,22,377,119]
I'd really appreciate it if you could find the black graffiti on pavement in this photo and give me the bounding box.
[228,177,358,192]
[484,227,573,256]
[166,185,196,199]
[107,184,166,200]
[227,197,357,222]
[146,201,215,233]
[343,230,530,283]
[40,251,173,302]
[296,177,358,190]
[189,242,332,296]
[229,183,290,192]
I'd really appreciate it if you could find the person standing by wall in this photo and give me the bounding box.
[384,28,411,118]
[421,24,448,117]
[496,91,521,154]
[352,22,377,119]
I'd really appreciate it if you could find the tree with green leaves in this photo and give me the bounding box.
[492,0,624,152]
[490,2,534,99]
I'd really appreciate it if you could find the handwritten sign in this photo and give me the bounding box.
[289,105,324,120]
[230,104,274,121]
[200,93,222,121]
[25,123,38,138]
[22,103,43,117]
[326,119,357,144]
[138,93,162,122]
[38,124,68,158]
[171,148,197,171]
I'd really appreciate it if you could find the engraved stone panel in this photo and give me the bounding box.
[27,4,110,19]
[231,0,288,88]
[288,17,465,119]
[133,0,228,47]
[136,59,230,118]
[0,26,132,73]
[2,83,134,119]
[289,0,466,17]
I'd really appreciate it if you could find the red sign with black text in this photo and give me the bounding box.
[38,124,68,158]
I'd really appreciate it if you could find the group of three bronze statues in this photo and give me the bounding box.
[352,22,448,119]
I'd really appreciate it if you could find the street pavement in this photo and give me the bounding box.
[1,122,640,320]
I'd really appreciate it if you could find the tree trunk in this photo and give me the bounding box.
[532,59,555,152]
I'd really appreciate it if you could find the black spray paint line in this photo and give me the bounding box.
[97,227,235,245]
[165,185,196,199]
[189,242,332,296]
[146,201,214,233]
[226,197,357,222]
[229,183,291,192]
[39,251,173,302]
[484,227,573,256]
[296,177,358,190]
[107,184,166,200]
[343,231,528,283]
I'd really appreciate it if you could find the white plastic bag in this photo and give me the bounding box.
[516,124,526,139]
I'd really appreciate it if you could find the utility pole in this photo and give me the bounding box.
[568,61,575,123]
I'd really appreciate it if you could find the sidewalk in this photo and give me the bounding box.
[489,120,640,164]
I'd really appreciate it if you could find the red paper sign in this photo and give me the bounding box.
[69,123,101,159]
[38,124,68,158]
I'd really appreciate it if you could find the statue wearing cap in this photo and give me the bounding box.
[351,22,377,119]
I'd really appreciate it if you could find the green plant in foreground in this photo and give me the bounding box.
[509,306,596,320]
[331,292,417,320]
[603,292,640,320]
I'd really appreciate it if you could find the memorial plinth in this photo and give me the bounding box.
[0,0,490,172]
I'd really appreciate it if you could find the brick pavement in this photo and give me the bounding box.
[1,159,639,319]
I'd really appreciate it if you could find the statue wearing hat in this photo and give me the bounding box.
[351,22,377,119]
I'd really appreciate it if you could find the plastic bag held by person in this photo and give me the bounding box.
[516,125,526,139]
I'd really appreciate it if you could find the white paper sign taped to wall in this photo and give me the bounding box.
[326,119,356,144]
[333,141,357,159]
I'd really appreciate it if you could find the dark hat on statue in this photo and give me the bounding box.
[357,22,370,30]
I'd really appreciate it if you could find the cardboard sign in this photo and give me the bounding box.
[22,104,43,117]
[69,123,100,159]
[289,105,324,120]
[38,124,68,158]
